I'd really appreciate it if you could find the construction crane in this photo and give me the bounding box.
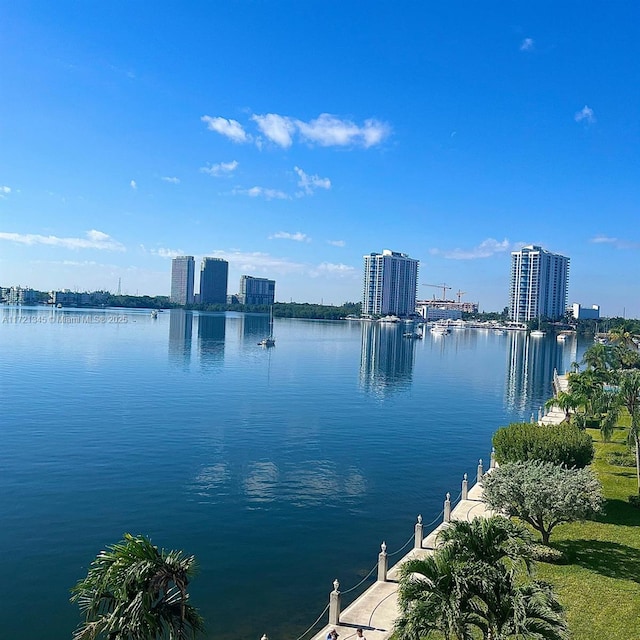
[423,283,452,300]
[456,290,467,303]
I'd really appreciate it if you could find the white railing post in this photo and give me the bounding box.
[328,579,341,626]
[490,447,496,469]
[461,473,468,500]
[377,541,388,582]
[443,492,451,523]
[477,458,484,484]
[414,514,423,549]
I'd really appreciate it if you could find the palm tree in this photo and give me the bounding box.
[544,391,579,422]
[617,370,640,493]
[395,516,568,640]
[397,546,477,640]
[71,533,204,640]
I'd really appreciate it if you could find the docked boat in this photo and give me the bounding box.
[430,323,451,335]
[150,309,158,319]
[530,329,545,337]
[379,315,401,323]
[403,331,423,339]
[556,333,567,342]
[494,329,506,335]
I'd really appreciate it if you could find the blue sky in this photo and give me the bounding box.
[1,2,639,315]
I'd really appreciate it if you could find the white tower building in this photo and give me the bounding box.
[362,250,419,317]
[509,245,569,323]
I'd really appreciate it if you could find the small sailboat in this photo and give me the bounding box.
[258,306,276,347]
[530,314,545,337]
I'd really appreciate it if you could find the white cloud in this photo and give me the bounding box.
[294,166,331,196]
[252,113,296,148]
[575,105,596,124]
[200,160,239,177]
[295,113,390,148]
[208,112,390,149]
[310,262,357,277]
[0,185,11,194]
[161,176,180,184]
[0,229,126,251]
[130,179,137,190]
[590,235,639,250]
[327,239,345,247]
[201,115,250,143]
[269,231,310,242]
[430,238,517,260]
[204,249,305,275]
[520,38,534,51]
[151,247,183,258]
[233,186,290,200]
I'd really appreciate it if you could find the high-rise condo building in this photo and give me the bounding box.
[200,257,228,304]
[362,249,419,317]
[239,275,276,305]
[170,256,195,305]
[509,245,570,323]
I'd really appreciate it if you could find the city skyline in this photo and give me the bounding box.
[1,4,639,315]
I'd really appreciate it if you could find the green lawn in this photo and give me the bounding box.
[534,427,640,639]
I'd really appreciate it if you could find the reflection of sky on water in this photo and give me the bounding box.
[190,460,367,507]
[359,323,416,396]
[192,463,230,497]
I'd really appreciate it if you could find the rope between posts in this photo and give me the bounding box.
[451,490,462,505]
[341,562,378,595]
[386,533,414,557]
[292,603,330,640]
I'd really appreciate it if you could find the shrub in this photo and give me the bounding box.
[530,543,567,564]
[492,422,594,468]
[606,450,636,467]
[629,495,640,509]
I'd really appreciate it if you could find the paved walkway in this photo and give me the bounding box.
[310,482,492,640]
[541,372,569,425]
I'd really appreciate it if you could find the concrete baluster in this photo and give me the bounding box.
[461,473,468,500]
[414,514,423,549]
[477,458,484,484]
[377,541,388,582]
[490,447,496,469]
[261,635,268,640]
[329,579,341,626]
[538,406,543,422]
[443,492,451,523]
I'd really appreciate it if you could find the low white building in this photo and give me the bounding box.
[571,303,600,320]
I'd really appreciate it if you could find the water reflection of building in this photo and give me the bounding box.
[197,313,226,366]
[359,322,416,395]
[505,332,565,414]
[235,313,271,342]
[168,310,193,365]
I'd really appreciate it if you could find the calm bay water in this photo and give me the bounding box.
[0,308,589,639]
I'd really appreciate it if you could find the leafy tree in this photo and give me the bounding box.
[71,533,203,640]
[492,422,594,468]
[396,516,568,640]
[483,461,604,545]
